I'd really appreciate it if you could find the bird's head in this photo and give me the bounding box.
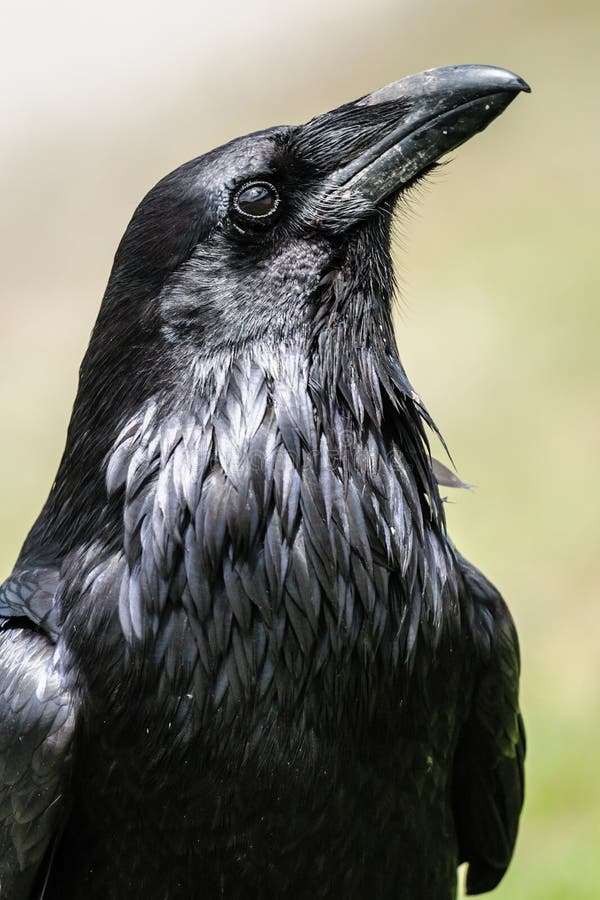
[29,65,529,556]
[96,64,529,369]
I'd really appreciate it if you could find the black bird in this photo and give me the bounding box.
[0,65,528,899]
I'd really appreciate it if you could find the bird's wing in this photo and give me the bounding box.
[0,566,77,899]
[452,555,525,895]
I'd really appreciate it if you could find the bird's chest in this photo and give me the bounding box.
[66,368,464,762]
[76,416,461,752]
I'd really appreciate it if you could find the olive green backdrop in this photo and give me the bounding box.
[1,1,598,897]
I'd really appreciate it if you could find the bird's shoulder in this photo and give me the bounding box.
[0,562,78,899]
[453,553,525,895]
[0,563,60,637]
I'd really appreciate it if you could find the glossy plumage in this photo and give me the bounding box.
[0,66,526,898]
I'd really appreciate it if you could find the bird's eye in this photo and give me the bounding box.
[233,181,280,220]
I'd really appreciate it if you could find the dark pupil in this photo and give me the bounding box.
[237,184,276,216]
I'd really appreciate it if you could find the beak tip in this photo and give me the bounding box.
[428,64,531,97]
[495,67,531,94]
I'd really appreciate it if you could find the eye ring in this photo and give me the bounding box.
[232,181,280,221]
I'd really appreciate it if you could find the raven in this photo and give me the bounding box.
[0,65,528,899]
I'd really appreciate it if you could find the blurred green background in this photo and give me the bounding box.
[1,1,598,896]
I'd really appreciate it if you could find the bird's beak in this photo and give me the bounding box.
[303,65,530,229]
